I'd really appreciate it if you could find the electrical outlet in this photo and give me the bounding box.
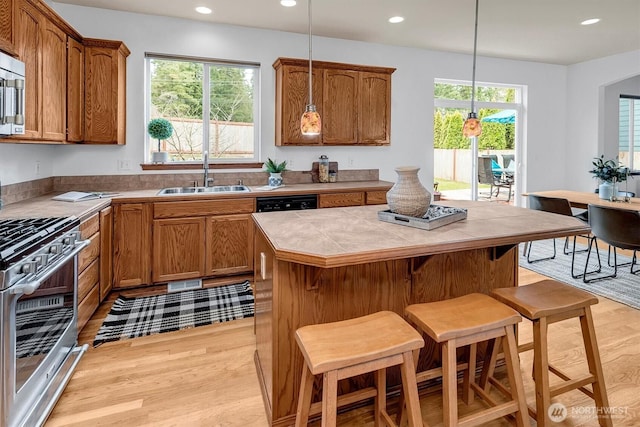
[347,157,355,167]
[34,161,40,176]
[287,159,294,169]
[118,159,131,171]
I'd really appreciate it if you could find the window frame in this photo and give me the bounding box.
[619,95,640,173]
[144,53,261,167]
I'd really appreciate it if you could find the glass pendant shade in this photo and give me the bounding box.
[462,112,482,137]
[301,104,321,135]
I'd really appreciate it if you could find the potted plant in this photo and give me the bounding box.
[148,118,173,163]
[264,158,287,187]
[589,155,629,199]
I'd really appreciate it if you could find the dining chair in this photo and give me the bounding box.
[526,195,595,278]
[478,156,512,201]
[583,204,640,282]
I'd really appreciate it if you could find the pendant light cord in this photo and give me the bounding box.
[307,0,313,106]
[470,0,479,113]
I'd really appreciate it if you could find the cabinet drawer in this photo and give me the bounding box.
[78,282,99,332]
[366,191,387,205]
[154,198,254,219]
[78,232,100,273]
[80,213,99,239]
[78,258,99,301]
[318,192,364,208]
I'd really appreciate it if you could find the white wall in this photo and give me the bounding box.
[565,50,640,193]
[0,3,576,193]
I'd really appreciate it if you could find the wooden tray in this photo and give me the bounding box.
[378,205,467,230]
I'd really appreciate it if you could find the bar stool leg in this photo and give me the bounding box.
[322,370,339,427]
[374,368,386,427]
[462,344,477,405]
[295,365,315,427]
[399,351,423,427]
[580,309,613,427]
[503,325,530,427]
[533,317,551,427]
[442,340,459,426]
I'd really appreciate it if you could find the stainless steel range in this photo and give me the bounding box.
[0,217,89,427]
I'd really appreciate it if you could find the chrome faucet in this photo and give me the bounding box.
[203,150,214,187]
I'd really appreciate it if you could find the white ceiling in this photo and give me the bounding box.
[53,0,640,65]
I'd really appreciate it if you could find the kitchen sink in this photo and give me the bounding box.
[157,185,251,195]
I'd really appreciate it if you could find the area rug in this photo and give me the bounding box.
[520,240,640,310]
[93,281,254,346]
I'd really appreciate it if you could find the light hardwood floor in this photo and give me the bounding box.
[46,268,640,426]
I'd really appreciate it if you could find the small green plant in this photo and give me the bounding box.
[264,158,287,173]
[147,118,173,152]
[589,155,629,183]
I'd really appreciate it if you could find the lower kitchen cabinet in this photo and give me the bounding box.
[205,214,253,276]
[99,206,113,300]
[318,191,365,208]
[77,206,112,331]
[113,203,152,289]
[153,217,206,283]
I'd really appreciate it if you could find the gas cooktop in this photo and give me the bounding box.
[0,217,79,267]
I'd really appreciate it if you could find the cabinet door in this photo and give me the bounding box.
[41,19,66,141]
[84,40,128,144]
[322,69,358,144]
[358,72,391,145]
[275,64,322,146]
[99,206,113,301]
[13,0,42,139]
[113,203,152,288]
[67,37,84,142]
[0,0,15,55]
[205,214,254,276]
[153,217,206,283]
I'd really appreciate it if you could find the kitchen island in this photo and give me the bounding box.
[251,200,590,427]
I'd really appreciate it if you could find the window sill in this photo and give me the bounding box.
[141,162,264,171]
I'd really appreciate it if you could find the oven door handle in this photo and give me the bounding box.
[10,239,90,296]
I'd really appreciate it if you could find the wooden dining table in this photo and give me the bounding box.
[526,190,640,211]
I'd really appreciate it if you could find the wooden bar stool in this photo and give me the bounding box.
[405,293,530,427]
[490,280,612,427]
[294,311,425,427]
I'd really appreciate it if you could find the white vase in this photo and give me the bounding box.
[152,151,170,163]
[268,172,283,187]
[386,166,431,217]
[598,182,616,200]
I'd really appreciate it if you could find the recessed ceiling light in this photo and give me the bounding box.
[388,16,405,24]
[581,18,600,25]
[281,0,297,6]
[195,6,212,15]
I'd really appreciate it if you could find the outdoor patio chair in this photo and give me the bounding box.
[478,156,512,201]
[583,204,640,282]
[525,195,595,278]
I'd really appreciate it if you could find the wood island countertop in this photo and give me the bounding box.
[252,200,591,268]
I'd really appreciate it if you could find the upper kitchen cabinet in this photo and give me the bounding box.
[83,38,129,145]
[11,0,81,142]
[66,36,84,142]
[273,57,395,146]
[0,0,16,56]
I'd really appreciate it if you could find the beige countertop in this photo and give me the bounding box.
[252,200,591,268]
[0,181,392,220]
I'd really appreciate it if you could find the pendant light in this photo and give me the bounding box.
[300,0,321,136]
[462,0,482,138]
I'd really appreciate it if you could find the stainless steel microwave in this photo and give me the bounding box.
[0,52,25,136]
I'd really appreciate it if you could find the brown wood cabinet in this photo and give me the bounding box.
[83,38,129,145]
[205,214,254,276]
[41,18,66,141]
[66,36,84,142]
[0,0,16,56]
[151,198,255,283]
[113,203,152,289]
[78,207,112,330]
[318,191,364,208]
[99,206,113,300]
[273,57,395,146]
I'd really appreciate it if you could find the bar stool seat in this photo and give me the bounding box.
[490,280,612,427]
[405,293,530,427]
[294,311,425,427]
